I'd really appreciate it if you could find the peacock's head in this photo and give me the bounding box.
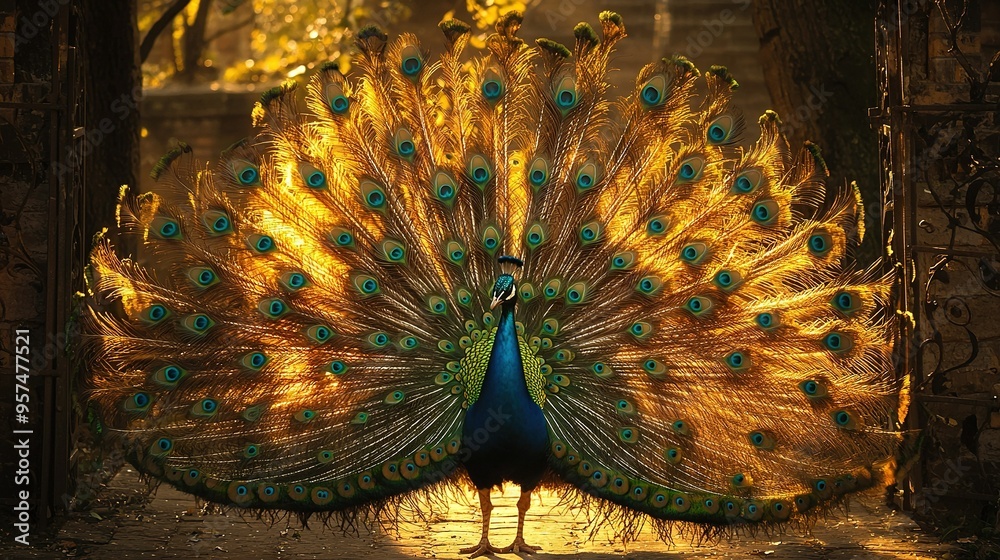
[491,255,523,309]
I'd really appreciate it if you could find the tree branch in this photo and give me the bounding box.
[203,14,254,44]
[140,0,192,63]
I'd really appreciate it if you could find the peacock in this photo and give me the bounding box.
[85,11,900,556]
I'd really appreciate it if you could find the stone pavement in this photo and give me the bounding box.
[1,467,963,559]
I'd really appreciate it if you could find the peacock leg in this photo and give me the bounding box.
[459,488,500,558]
[501,490,539,554]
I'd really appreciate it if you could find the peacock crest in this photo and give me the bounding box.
[85,10,898,554]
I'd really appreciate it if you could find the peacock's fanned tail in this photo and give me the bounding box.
[85,10,898,533]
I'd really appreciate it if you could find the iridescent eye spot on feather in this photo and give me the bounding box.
[565,281,588,304]
[743,501,764,521]
[525,223,547,249]
[685,296,713,316]
[800,379,827,398]
[680,242,708,264]
[579,220,602,244]
[192,398,218,418]
[433,171,458,205]
[279,271,307,291]
[481,69,505,101]
[554,76,578,111]
[368,332,390,348]
[528,157,550,189]
[541,317,560,336]
[610,251,636,271]
[725,350,750,371]
[636,275,663,296]
[351,411,369,425]
[188,267,218,288]
[182,313,215,334]
[652,491,668,506]
[664,446,682,464]
[575,162,597,191]
[381,240,406,263]
[338,480,357,498]
[591,361,613,378]
[755,312,778,330]
[311,487,334,506]
[328,360,347,375]
[257,298,287,319]
[748,430,775,450]
[616,399,635,414]
[153,437,172,454]
[808,230,833,256]
[713,269,742,291]
[153,364,186,387]
[706,115,735,144]
[142,304,170,324]
[326,82,349,114]
[629,321,653,339]
[358,472,375,489]
[646,214,669,236]
[360,180,387,210]
[353,274,381,296]
[385,390,405,404]
[241,351,268,371]
[444,240,466,264]
[676,156,704,182]
[126,392,150,412]
[467,155,492,186]
[672,494,691,512]
[832,409,858,430]
[832,290,860,314]
[202,211,233,234]
[400,45,423,76]
[642,358,667,378]
[703,497,720,513]
[151,216,181,239]
[294,409,315,423]
[672,419,690,436]
[248,233,274,253]
[427,295,447,315]
[732,169,762,194]
[481,225,501,253]
[399,336,418,350]
[618,427,639,443]
[640,74,666,107]
[317,450,334,464]
[456,287,473,307]
[823,331,852,353]
[751,199,779,226]
[519,283,536,302]
[330,228,353,248]
[394,128,415,159]
[230,158,261,186]
[542,279,561,300]
[307,325,333,344]
[731,472,752,488]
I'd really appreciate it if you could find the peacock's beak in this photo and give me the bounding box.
[490,295,502,309]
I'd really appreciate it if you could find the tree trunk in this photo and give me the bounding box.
[178,0,212,83]
[751,0,881,263]
[80,0,141,241]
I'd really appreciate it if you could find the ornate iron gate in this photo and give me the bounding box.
[877,0,1000,526]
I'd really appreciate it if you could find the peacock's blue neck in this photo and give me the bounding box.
[479,301,532,407]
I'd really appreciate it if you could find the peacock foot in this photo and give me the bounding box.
[500,537,539,554]
[459,537,501,558]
